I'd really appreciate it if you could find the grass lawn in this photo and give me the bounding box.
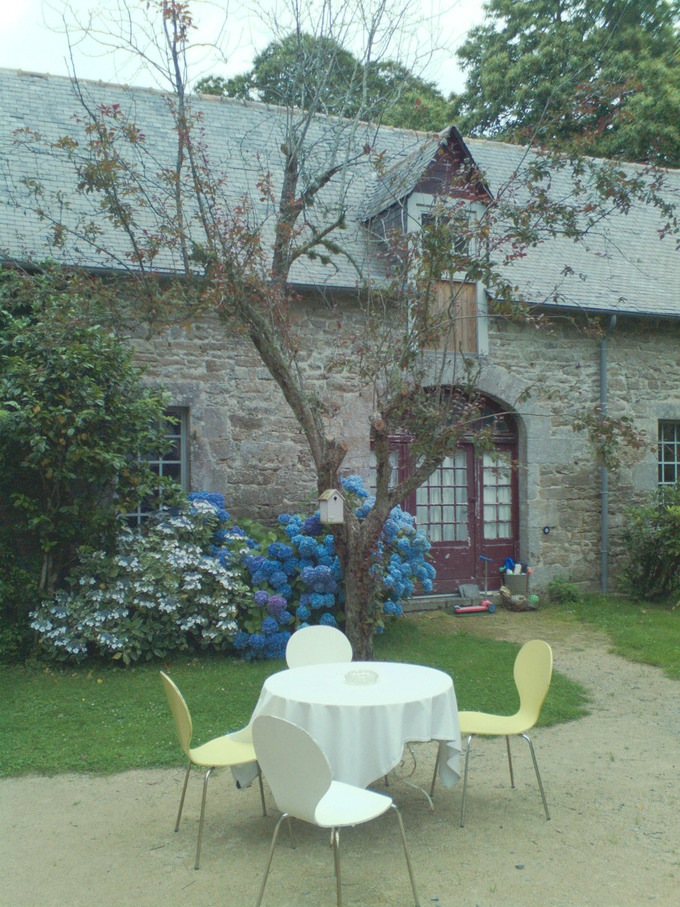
[543,593,680,680]
[0,611,589,778]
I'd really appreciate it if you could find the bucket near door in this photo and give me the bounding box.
[503,572,529,595]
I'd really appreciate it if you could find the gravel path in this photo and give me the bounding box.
[2,609,679,906]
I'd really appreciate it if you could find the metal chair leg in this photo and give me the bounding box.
[332,828,342,907]
[256,813,287,907]
[505,735,515,788]
[175,760,192,831]
[194,766,213,869]
[257,765,267,817]
[460,734,473,827]
[429,744,440,799]
[390,804,421,907]
[522,733,550,820]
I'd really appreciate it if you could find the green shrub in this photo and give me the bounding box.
[620,483,680,600]
[547,574,581,605]
[0,266,180,650]
[0,267,176,587]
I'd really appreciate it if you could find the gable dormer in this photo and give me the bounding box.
[363,126,491,356]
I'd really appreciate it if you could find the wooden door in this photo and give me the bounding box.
[403,411,519,594]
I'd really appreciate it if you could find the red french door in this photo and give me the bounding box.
[403,412,519,594]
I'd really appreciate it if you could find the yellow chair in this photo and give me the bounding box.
[160,671,266,869]
[457,639,553,827]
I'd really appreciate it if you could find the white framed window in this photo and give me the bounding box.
[658,421,680,486]
[128,407,189,525]
[368,447,400,495]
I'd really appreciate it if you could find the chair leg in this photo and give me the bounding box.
[429,743,440,799]
[175,760,192,832]
[390,804,421,907]
[459,734,473,827]
[194,766,213,870]
[257,766,267,817]
[522,733,550,820]
[505,735,515,788]
[256,813,287,907]
[332,828,342,907]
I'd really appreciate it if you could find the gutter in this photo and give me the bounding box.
[600,315,617,593]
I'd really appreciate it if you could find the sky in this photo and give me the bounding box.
[1,0,489,96]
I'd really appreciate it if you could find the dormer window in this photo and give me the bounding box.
[420,211,470,269]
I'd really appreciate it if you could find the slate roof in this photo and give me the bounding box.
[1,67,679,319]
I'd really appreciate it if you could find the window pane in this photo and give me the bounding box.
[128,407,188,526]
[659,421,680,487]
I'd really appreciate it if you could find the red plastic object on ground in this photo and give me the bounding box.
[453,599,496,615]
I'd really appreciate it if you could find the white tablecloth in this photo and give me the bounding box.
[248,661,461,789]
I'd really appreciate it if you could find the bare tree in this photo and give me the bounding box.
[9,0,670,656]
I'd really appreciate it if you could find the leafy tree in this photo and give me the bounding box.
[0,267,178,609]
[453,0,680,166]
[196,32,454,132]
[11,0,671,658]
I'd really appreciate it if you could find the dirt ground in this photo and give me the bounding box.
[2,609,679,907]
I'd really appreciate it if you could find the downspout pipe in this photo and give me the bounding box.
[600,315,617,593]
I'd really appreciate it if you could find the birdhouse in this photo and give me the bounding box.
[319,489,344,524]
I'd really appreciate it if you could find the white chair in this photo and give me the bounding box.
[284,624,353,668]
[252,715,420,907]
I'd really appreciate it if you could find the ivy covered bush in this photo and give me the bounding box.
[1,266,178,658]
[30,479,435,664]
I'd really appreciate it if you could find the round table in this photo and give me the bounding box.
[250,661,461,789]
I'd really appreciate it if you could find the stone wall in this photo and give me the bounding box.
[129,297,680,591]
[480,314,680,588]
[129,294,373,522]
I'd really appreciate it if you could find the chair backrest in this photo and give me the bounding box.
[160,671,193,757]
[252,716,332,824]
[513,640,553,726]
[285,625,353,669]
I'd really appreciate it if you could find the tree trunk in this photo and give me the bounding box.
[336,523,383,661]
[343,569,376,660]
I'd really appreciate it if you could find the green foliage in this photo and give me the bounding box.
[0,613,589,777]
[29,504,251,665]
[620,483,680,599]
[547,574,581,605]
[453,0,680,165]
[0,266,178,617]
[571,406,647,471]
[196,32,454,132]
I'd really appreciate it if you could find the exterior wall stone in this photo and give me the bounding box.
[128,296,680,592]
[129,295,372,522]
[480,314,680,589]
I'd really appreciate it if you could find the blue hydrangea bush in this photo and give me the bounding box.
[29,498,251,664]
[339,474,436,613]
[222,476,435,658]
[30,482,435,664]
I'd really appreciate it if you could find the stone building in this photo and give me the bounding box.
[2,68,680,596]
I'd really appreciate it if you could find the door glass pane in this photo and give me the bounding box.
[482,451,513,540]
[417,454,468,543]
